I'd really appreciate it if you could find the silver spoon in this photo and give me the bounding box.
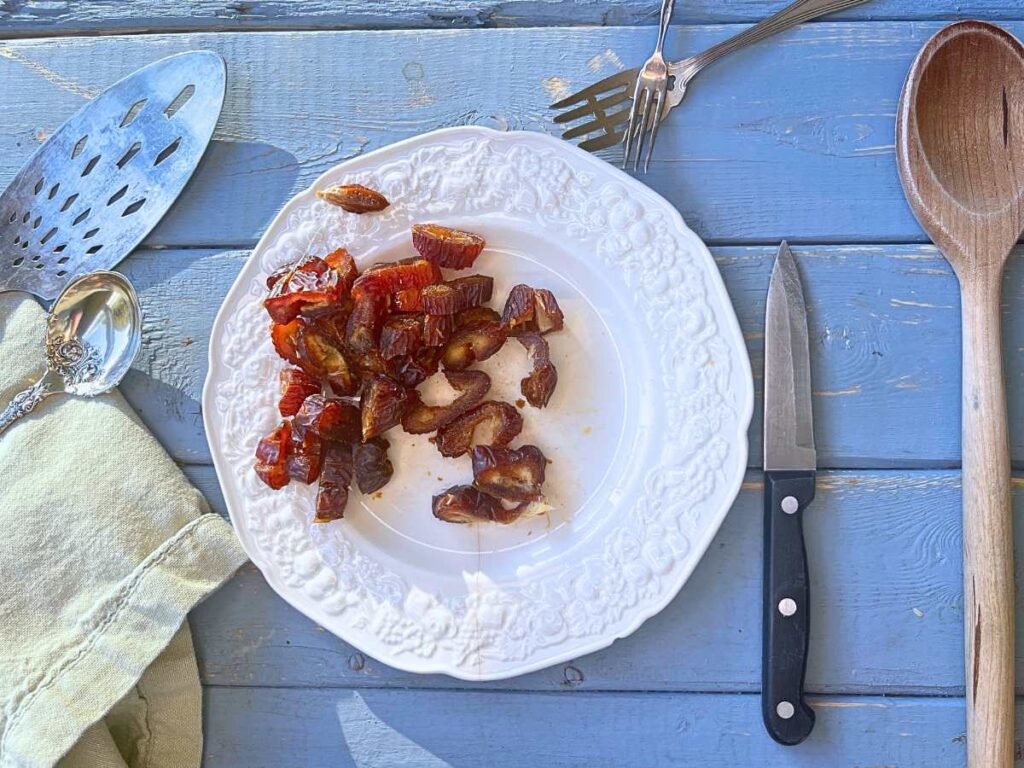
[0,271,141,434]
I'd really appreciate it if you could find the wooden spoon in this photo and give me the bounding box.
[897,21,1024,768]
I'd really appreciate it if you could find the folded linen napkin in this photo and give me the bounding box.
[0,293,248,768]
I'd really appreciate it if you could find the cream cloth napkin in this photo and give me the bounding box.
[0,293,248,768]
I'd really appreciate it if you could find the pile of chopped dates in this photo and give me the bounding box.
[254,184,565,525]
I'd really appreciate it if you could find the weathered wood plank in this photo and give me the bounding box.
[0,23,1016,246]
[124,244,1023,467]
[202,688,974,767]
[187,467,1024,695]
[2,0,1023,38]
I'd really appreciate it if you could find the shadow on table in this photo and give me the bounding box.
[143,138,303,249]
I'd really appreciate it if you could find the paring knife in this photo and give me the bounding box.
[762,241,816,746]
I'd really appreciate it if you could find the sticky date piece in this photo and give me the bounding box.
[352,257,440,297]
[264,256,343,323]
[441,320,507,371]
[361,375,410,440]
[412,224,486,269]
[278,367,320,417]
[402,370,491,434]
[317,184,390,214]
[293,395,361,445]
[501,284,564,335]
[432,485,509,524]
[315,443,354,522]
[435,400,523,457]
[420,275,493,315]
[254,421,291,490]
[471,444,547,502]
[518,333,557,408]
[379,315,423,359]
[354,437,393,494]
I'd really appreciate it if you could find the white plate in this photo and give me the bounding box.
[203,127,753,680]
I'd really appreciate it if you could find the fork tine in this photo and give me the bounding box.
[552,89,630,125]
[621,87,647,170]
[642,89,666,173]
[561,117,611,141]
[631,89,654,172]
[560,105,633,142]
[579,130,626,153]
[548,69,636,110]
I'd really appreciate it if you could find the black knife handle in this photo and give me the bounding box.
[762,469,816,746]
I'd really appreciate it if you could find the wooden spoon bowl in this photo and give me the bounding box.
[897,21,1024,768]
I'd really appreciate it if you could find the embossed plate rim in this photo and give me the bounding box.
[203,126,753,680]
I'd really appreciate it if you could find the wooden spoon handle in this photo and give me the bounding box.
[961,274,1015,768]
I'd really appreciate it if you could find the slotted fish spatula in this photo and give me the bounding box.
[0,51,225,300]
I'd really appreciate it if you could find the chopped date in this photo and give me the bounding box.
[392,287,424,313]
[255,421,292,490]
[287,429,324,484]
[432,485,506,524]
[422,313,456,347]
[379,315,423,359]
[420,275,494,315]
[441,320,507,371]
[402,370,491,434]
[317,184,390,214]
[264,255,343,323]
[258,225,569,526]
[354,437,393,494]
[298,328,360,395]
[412,224,486,269]
[278,368,321,417]
[387,346,441,388]
[533,289,565,334]
[501,284,564,335]
[271,318,305,366]
[361,375,410,440]
[352,257,440,297]
[518,333,558,408]
[455,306,500,328]
[324,247,359,290]
[501,283,534,333]
[315,443,354,522]
[471,444,547,502]
[346,292,388,355]
[435,401,523,457]
[293,395,362,445]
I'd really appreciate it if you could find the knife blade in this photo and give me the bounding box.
[762,241,816,746]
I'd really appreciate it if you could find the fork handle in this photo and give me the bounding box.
[654,0,676,54]
[676,0,872,77]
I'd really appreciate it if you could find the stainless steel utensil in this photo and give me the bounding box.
[762,241,816,746]
[622,0,675,172]
[0,51,225,300]
[552,0,872,160]
[0,271,141,435]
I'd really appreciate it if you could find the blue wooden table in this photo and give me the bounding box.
[4,1,1024,765]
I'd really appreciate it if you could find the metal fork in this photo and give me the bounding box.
[622,0,675,172]
[552,0,873,164]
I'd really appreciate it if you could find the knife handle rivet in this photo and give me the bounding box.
[776,701,796,720]
[781,496,799,514]
[778,598,797,617]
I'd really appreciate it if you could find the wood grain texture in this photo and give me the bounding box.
[201,687,981,767]
[2,0,1024,38]
[120,243,1024,467]
[4,23,1024,246]
[896,22,1024,766]
[183,467,1024,695]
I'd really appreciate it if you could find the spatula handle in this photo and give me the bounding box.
[960,274,1014,768]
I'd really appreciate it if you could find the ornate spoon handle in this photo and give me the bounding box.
[0,374,59,435]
